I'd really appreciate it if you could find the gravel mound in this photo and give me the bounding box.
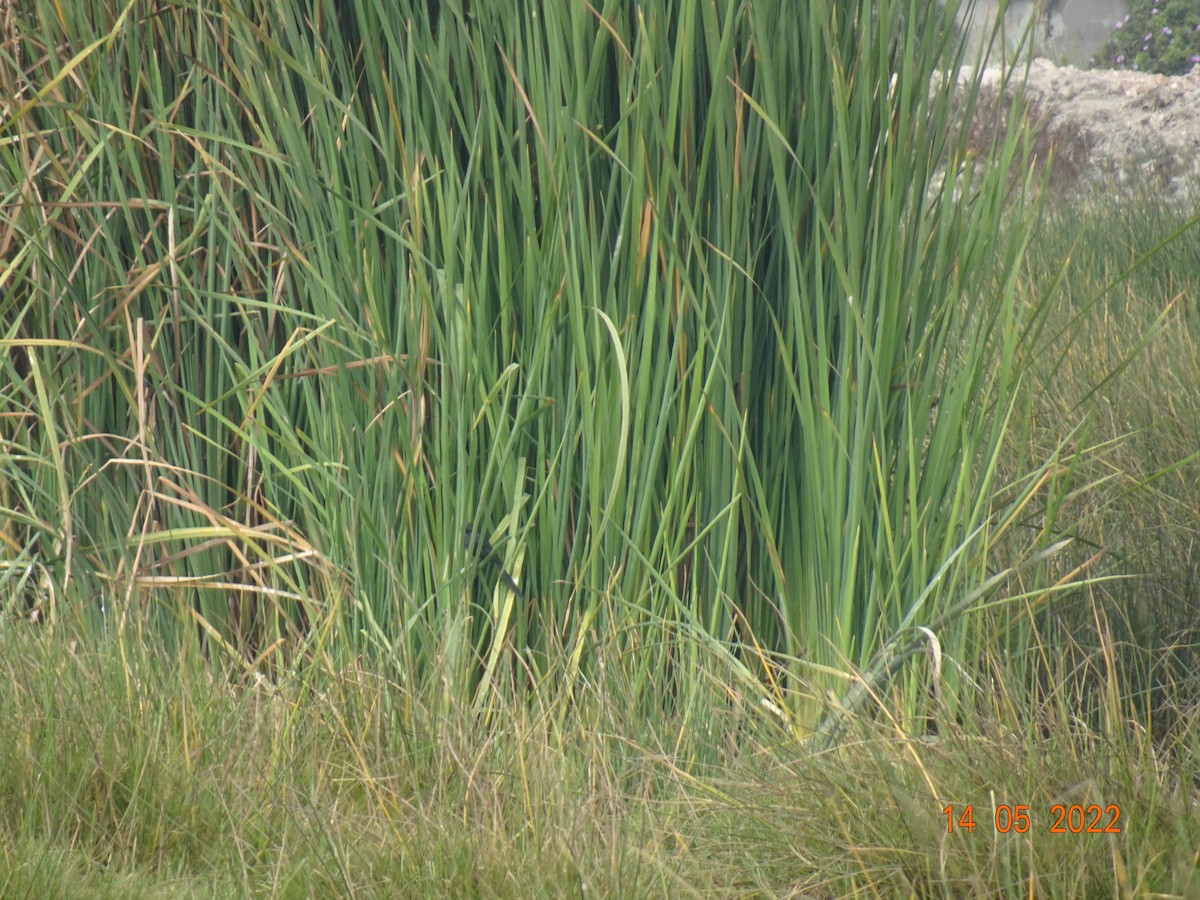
[958,59,1200,203]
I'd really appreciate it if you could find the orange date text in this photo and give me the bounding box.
[942,804,1121,834]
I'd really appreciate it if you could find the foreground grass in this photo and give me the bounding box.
[2,620,1198,898]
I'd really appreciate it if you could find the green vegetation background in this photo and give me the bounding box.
[2,0,1199,895]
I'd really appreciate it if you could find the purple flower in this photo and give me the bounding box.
[1193,55,1200,63]
[1162,26,1172,36]
[1114,20,1124,29]
[1150,6,1158,14]
[1116,54,1125,64]
[1142,44,1149,52]
[1143,33,1152,41]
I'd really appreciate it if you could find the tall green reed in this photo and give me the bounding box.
[1,0,1056,734]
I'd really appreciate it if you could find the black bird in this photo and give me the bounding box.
[463,524,524,599]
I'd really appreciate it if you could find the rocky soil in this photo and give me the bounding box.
[959,59,1200,203]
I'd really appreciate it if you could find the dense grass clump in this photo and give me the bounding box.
[1,0,1052,729]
